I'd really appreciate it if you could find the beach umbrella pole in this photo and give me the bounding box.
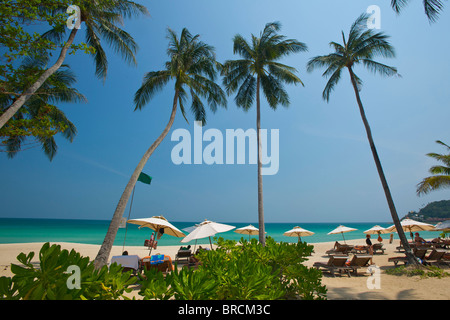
[122,186,136,253]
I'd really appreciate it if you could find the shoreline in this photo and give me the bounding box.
[1,239,449,300]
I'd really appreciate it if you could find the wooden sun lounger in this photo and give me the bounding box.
[175,249,192,264]
[388,247,428,266]
[372,243,385,254]
[423,249,447,266]
[346,255,372,276]
[313,255,351,277]
[326,242,354,256]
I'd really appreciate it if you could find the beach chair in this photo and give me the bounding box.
[388,247,428,266]
[110,255,141,275]
[175,249,192,264]
[352,245,369,254]
[372,243,385,254]
[313,255,351,277]
[141,254,170,273]
[346,255,372,276]
[423,249,447,266]
[326,242,354,256]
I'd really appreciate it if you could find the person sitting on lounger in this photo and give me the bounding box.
[414,233,426,244]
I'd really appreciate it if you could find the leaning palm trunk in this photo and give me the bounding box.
[256,76,265,246]
[94,91,179,269]
[0,29,78,130]
[348,68,418,266]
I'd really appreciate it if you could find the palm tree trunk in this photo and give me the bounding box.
[348,67,419,266]
[93,90,179,269]
[0,28,78,130]
[256,75,266,246]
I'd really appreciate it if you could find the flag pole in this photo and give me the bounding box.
[122,185,136,253]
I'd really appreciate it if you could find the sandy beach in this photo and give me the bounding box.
[1,239,449,300]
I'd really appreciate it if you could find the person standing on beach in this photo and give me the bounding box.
[366,234,374,264]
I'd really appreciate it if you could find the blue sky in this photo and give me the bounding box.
[1,0,449,223]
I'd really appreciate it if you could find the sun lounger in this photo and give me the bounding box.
[175,249,192,264]
[313,255,351,277]
[326,242,354,256]
[346,255,372,276]
[110,255,141,275]
[388,247,428,266]
[352,245,369,254]
[423,249,447,266]
[141,254,173,273]
[372,243,385,254]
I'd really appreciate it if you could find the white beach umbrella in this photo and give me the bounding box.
[128,215,186,255]
[127,216,185,238]
[181,219,236,249]
[235,225,260,240]
[327,225,357,244]
[284,226,315,242]
[364,225,391,242]
[433,220,450,232]
[363,225,390,234]
[385,218,435,240]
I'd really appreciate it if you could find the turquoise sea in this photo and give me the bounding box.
[0,218,441,247]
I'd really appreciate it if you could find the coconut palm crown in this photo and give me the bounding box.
[417,140,450,195]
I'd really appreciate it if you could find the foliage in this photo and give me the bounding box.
[0,242,137,300]
[416,141,450,196]
[138,237,327,300]
[391,0,446,23]
[1,56,85,160]
[133,27,227,125]
[221,21,307,111]
[386,265,450,278]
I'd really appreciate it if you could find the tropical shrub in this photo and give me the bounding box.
[138,237,327,300]
[0,242,137,300]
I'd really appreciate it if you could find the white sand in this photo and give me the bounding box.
[1,239,449,300]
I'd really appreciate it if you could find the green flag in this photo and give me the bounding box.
[138,172,152,185]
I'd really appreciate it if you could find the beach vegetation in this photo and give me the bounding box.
[0,242,137,300]
[94,27,227,269]
[391,0,446,23]
[0,55,85,160]
[416,141,450,196]
[0,0,149,132]
[138,237,327,300]
[221,22,308,246]
[386,265,450,279]
[307,13,419,267]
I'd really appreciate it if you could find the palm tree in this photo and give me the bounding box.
[307,14,419,266]
[391,0,446,22]
[221,22,307,245]
[0,0,149,130]
[417,140,450,195]
[0,56,85,160]
[93,27,227,268]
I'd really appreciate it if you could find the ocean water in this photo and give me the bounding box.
[0,218,441,248]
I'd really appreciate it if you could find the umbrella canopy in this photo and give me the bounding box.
[433,220,450,232]
[363,225,391,235]
[181,220,236,247]
[235,225,259,239]
[284,226,314,242]
[385,218,435,240]
[127,216,185,238]
[328,225,357,244]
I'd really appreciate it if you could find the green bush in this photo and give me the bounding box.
[0,242,137,300]
[138,237,327,300]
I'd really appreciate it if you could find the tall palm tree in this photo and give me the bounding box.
[417,140,450,195]
[0,0,149,130]
[221,22,307,245]
[391,0,446,22]
[93,27,227,268]
[0,56,85,160]
[307,14,419,266]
